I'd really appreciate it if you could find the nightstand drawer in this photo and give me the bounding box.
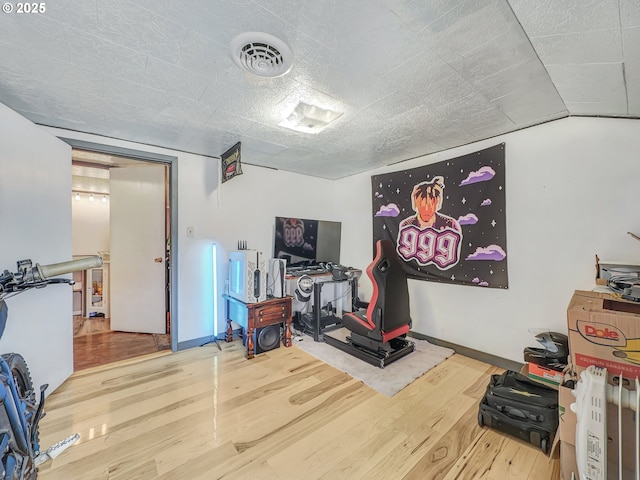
[253,303,288,325]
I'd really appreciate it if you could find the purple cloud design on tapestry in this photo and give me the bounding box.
[481,199,492,206]
[459,166,495,186]
[375,203,400,217]
[458,213,478,225]
[466,245,506,261]
[472,278,489,286]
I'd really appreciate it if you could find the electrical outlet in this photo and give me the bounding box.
[186,226,194,238]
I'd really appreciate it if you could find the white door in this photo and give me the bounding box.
[109,164,166,334]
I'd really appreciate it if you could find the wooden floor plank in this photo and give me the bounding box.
[357,393,479,480]
[401,402,486,480]
[38,339,560,480]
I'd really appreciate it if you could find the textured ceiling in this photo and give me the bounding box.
[0,0,638,180]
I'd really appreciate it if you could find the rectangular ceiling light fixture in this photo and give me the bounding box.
[279,101,343,134]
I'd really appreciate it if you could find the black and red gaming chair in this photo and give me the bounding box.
[334,239,414,367]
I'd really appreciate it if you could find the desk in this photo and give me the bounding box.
[285,268,361,342]
[310,279,353,341]
[223,295,292,359]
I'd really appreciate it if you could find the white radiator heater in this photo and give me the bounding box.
[572,366,640,480]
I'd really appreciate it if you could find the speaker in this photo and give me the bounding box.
[244,324,282,355]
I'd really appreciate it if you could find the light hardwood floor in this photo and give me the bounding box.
[38,340,560,480]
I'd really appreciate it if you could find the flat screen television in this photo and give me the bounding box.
[274,216,341,267]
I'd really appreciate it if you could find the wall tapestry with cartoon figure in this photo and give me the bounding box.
[371,143,508,289]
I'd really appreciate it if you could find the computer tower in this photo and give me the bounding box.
[268,258,287,298]
[228,250,267,303]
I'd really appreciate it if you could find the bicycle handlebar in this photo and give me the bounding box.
[0,255,103,299]
[37,256,103,280]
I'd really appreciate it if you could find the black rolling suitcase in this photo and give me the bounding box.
[477,370,558,454]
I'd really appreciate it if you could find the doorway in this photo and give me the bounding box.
[71,148,172,370]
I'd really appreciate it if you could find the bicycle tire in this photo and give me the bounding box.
[2,353,35,404]
[2,353,38,480]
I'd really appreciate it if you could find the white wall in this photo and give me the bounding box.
[0,103,74,393]
[40,126,339,344]
[72,195,110,255]
[335,117,640,363]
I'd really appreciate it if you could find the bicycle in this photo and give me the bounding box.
[0,255,102,479]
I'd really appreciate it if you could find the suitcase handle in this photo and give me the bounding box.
[496,404,543,422]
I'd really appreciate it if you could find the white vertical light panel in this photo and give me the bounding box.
[212,243,218,338]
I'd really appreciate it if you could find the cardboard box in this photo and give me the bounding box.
[560,442,578,480]
[520,363,562,390]
[527,362,564,387]
[558,384,576,445]
[564,291,640,478]
[567,290,640,381]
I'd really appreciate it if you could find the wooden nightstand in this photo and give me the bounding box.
[223,295,292,359]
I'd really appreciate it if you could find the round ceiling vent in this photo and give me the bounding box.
[229,32,293,78]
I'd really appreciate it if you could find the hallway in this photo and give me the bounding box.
[73,316,170,371]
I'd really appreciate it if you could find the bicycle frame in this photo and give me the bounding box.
[0,350,38,476]
[0,255,102,479]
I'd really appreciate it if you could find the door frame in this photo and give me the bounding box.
[62,138,179,352]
